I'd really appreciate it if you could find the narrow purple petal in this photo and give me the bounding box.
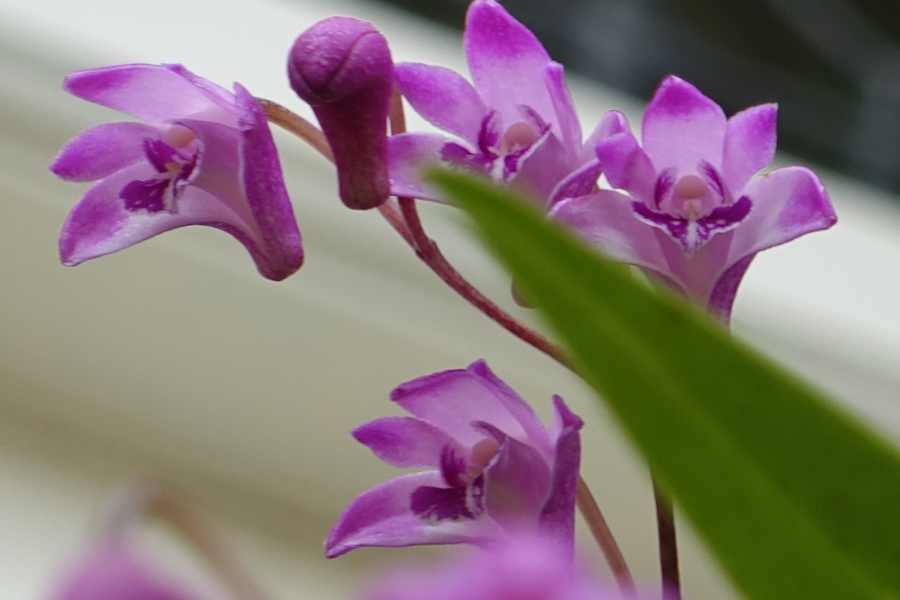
[722,103,778,193]
[233,85,303,280]
[512,133,572,203]
[476,425,552,526]
[543,62,581,156]
[548,159,602,206]
[63,64,235,125]
[641,75,727,175]
[538,396,583,550]
[388,132,451,201]
[325,472,501,558]
[394,63,487,142]
[288,17,393,209]
[707,254,755,325]
[51,543,195,600]
[51,122,161,182]
[464,0,555,132]
[595,131,657,203]
[548,191,671,278]
[582,110,630,163]
[353,417,463,469]
[727,166,836,263]
[390,361,537,450]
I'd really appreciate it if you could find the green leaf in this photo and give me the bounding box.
[431,170,900,600]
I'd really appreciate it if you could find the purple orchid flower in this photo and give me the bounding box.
[389,0,625,206]
[363,532,628,600]
[325,360,583,558]
[550,75,837,323]
[50,542,198,600]
[50,64,303,281]
[288,17,394,210]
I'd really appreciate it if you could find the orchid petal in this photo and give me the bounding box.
[51,122,161,182]
[727,166,835,263]
[641,75,727,174]
[467,360,554,454]
[595,131,657,202]
[288,17,393,209]
[464,0,555,132]
[543,62,581,157]
[64,64,235,125]
[548,159,602,206]
[59,168,246,267]
[395,63,487,143]
[538,396,583,550]
[707,254,755,325]
[390,361,538,449]
[388,132,451,201]
[233,85,304,280]
[512,133,572,203]
[476,423,552,525]
[722,103,778,193]
[582,110,629,163]
[325,472,501,558]
[353,417,465,469]
[549,191,670,276]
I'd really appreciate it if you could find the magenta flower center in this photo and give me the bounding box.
[409,436,502,524]
[119,125,200,214]
[440,109,546,183]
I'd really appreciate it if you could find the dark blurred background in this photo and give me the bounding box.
[376,0,900,195]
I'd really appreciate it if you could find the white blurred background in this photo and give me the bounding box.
[2,0,900,598]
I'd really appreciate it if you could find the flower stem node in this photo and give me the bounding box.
[288,17,393,210]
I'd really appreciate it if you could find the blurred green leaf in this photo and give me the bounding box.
[431,170,900,600]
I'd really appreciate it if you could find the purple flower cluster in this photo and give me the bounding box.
[47,0,839,597]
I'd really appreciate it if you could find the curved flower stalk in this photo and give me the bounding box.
[288,17,394,210]
[326,360,583,558]
[49,542,198,600]
[550,75,837,323]
[51,64,303,281]
[389,0,625,206]
[362,533,641,600]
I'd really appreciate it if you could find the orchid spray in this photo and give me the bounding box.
[48,2,900,600]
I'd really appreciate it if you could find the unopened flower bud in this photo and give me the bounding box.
[288,17,393,210]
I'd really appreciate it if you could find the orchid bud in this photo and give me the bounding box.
[288,17,393,210]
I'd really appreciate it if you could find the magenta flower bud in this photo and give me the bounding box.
[288,17,393,210]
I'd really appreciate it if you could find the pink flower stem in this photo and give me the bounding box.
[262,97,633,593]
[99,479,269,600]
